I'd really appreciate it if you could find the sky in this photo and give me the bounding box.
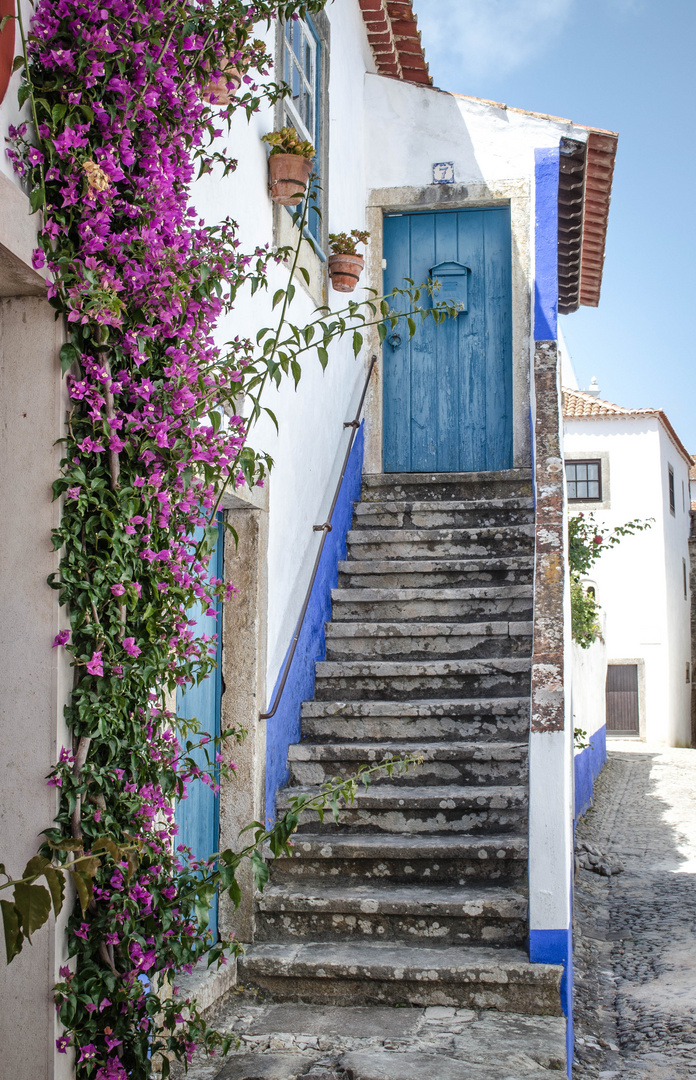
[411,0,696,452]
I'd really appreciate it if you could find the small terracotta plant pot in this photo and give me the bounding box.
[328,253,365,293]
[269,154,314,206]
[202,62,242,106]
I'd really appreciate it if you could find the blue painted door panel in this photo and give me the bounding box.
[383,208,512,473]
[175,516,223,942]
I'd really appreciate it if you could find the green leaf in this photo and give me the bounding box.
[51,102,68,125]
[272,289,285,309]
[0,900,22,963]
[43,867,65,918]
[299,266,310,286]
[352,331,363,357]
[59,343,78,375]
[250,850,269,893]
[407,317,416,338]
[14,883,51,941]
[12,54,24,73]
[23,855,51,883]
[29,187,45,214]
[317,346,328,370]
[228,879,242,909]
[0,14,15,32]
[208,410,221,433]
[70,870,92,916]
[377,323,387,344]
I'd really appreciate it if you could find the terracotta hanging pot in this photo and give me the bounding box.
[268,154,314,206]
[328,253,364,293]
[201,61,242,106]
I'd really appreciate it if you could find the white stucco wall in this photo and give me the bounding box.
[191,1,377,694]
[0,0,35,188]
[571,620,607,745]
[564,415,692,745]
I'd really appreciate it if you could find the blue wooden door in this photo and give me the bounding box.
[175,516,223,941]
[383,208,512,473]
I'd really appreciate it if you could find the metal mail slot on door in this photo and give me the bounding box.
[429,261,469,313]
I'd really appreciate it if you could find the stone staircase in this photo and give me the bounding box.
[238,470,563,1017]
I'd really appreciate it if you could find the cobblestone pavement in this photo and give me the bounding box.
[573,742,696,1080]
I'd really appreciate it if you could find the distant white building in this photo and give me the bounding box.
[563,384,693,747]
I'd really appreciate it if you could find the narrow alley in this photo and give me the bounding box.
[574,743,696,1079]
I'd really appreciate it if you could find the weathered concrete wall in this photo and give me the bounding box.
[0,296,72,1080]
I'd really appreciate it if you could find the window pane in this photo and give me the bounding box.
[587,464,599,481]
[588,481,599,498]
[292,61,301,106]
[576,464,587,481]
[566,464,577,482]
[305,39,313,80]
[568,481,577,499]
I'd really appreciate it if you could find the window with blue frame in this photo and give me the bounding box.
[281,17,323,247]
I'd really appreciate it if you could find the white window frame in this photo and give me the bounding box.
[283,19,317,145]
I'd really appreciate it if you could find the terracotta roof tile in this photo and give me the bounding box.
[359,0,431,85]
[563,387,693,467]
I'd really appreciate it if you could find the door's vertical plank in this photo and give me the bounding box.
[457,210,486,471]
[383,215,412,472]
[409,213,437,471]
[433,212,459,471]
[483,208,513,469]
[175,518,223,940]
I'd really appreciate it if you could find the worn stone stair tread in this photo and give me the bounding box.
[277,783,527,810]
[325,620,532,639]
[238,941,561,986]
[288,741,527,762]
[301,697,530,718]
[257,881,528,918]
[284,832,528,861]
[315,658,531,678]
[362,469,533,486]
[354,498,535,513]
[332,585,533,601]
[339,556,534,572]
[348,525,535,541]
[338,1049,557,1080]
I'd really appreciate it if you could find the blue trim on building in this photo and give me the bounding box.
[534,146,559,342]
[530,926,573,1074]
[574,724,607,821]
[264,424,365,823]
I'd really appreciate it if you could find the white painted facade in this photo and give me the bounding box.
[564,408,692,746]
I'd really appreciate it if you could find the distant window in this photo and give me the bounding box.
[566,460,602,501]
[669,464,675,516]
[683,480,686,512]
[684,558,688,599]
[687,662,691,684]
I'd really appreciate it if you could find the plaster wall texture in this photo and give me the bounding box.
[571,625,608,820]
[564,416,692,746]
[0,296,72,1080]
[0,0,35,189]
[191,1,374,701]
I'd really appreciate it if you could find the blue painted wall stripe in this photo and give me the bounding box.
[534,146,559,342]
[574,724,607,821]
[530,926,574,1074]
[264,424,365,823]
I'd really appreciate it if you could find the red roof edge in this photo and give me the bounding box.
[359,0,432,86]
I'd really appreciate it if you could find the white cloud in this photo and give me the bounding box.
[412,0,576,85]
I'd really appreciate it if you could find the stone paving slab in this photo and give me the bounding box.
[171,999,566,1080]
[574,743,696,1080]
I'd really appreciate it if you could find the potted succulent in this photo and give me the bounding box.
[327,230,370,293]
[262,126,314,206]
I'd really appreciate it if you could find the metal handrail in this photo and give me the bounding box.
[259,354,377,721]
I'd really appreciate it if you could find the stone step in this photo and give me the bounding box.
[287,741,528,787]
[346,525,535,561]
[324,620,532,662]
[277,783,527,835]
[361,470,534,504]
[237,940,562,1014]
[352,499,534,530]
[300,697,530,744]
[313,658,531,701]
[338,556,534,590]
[331,586,533,624]
[271,832,528,885]
[255,881,528,946]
